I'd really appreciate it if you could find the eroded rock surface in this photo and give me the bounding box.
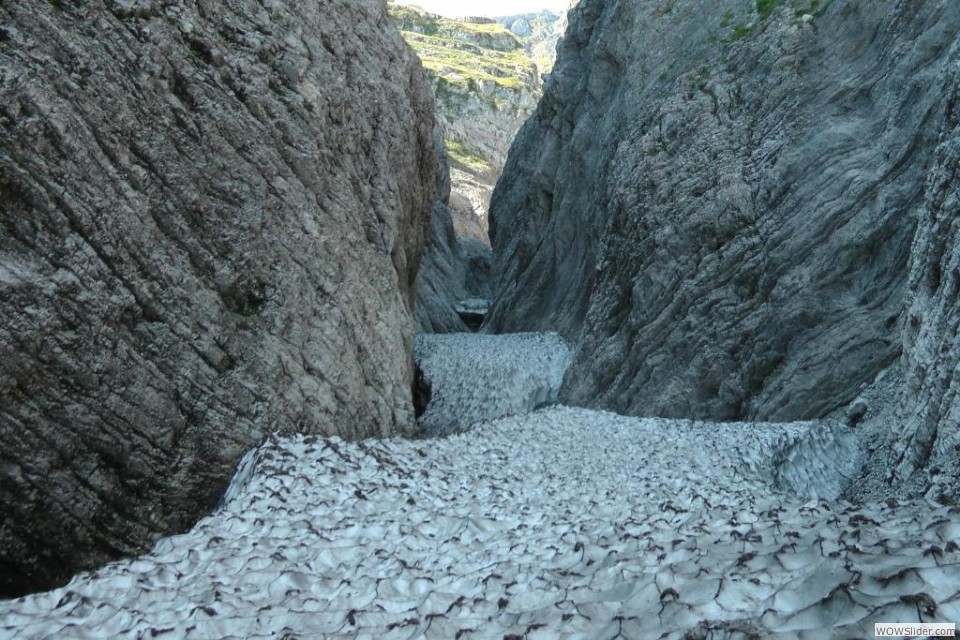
[415,139,470,334]
[0,0,437,597]
[892,84,960,501]
[485,0,960,422]
[849,77,960,504]
[414,136,494,334]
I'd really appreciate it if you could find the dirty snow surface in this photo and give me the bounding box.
[3,334,960,639]
[415,332,572,435]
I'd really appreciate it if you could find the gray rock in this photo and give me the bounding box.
[851,77,960,504]
[415,137,470,334]
[485,0,960,422]
[415,138,494,334]
[0,0,437,596]
[510,18,533,37]
[459,237,493,300]
[891,81,960,501]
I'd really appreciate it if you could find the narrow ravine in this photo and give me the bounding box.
[2,333,958,638]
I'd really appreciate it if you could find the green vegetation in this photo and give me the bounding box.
[445,138,492,173]
[756,0,780,21]
[387,4,535,90]
[388,4,440,34]
[720,9,735,28]
[402,32,531,89]
[730,23,754,41]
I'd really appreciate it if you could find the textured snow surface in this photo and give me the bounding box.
[415,332,572,435]
[2,334,960,639]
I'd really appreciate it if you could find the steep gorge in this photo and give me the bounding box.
[2,0,960,615]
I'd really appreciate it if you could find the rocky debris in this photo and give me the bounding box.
[485,0,960,423]
[414,332,571,434]
[0,0,437,597]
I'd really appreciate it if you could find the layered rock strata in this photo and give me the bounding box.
[485,0,960,422]
[850,76,960,503]
[0,0,437,596]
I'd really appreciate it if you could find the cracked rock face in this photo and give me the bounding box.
[0,0,437,597]
[485,0,960,422]
[871,77,960,503]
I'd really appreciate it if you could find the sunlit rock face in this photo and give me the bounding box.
[389,3,545,243]
[486,0,960,423]
[0,0,437,597]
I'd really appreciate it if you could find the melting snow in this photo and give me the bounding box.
[2,333,959,639]
[415,332,572,435]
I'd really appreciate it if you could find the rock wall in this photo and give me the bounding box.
[855,75,960,504]
[892,82,960,500]
[0,0,437,597]
[415,138,469,333]
[415,136,494,334]
[485,0,959,422]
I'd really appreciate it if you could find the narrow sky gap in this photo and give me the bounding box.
[393,0,569,18]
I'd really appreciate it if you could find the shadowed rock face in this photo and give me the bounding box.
[890,79,960,500]
[485,0,959,422]
[415,138,470,334]
[416,137,494,335]
[0,0,437,597]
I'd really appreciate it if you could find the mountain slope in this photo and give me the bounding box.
[389,3,542,242]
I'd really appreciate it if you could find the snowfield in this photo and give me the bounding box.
[415,332,572,435]
[2,333,959,639]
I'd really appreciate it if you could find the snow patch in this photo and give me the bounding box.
[2,333,958,639]
[415,331,572,435]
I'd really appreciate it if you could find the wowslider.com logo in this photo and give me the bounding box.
[875,623,955,637]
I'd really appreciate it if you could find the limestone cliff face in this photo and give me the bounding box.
[486,0,959,422]
[889,77,960,500]
[0,0,437,596]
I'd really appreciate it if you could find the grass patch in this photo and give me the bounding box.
[756,0,780,20]
[388,3,534,91]
[445,138,492,173]
[402,31,531,89]
[730,23,753,41]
